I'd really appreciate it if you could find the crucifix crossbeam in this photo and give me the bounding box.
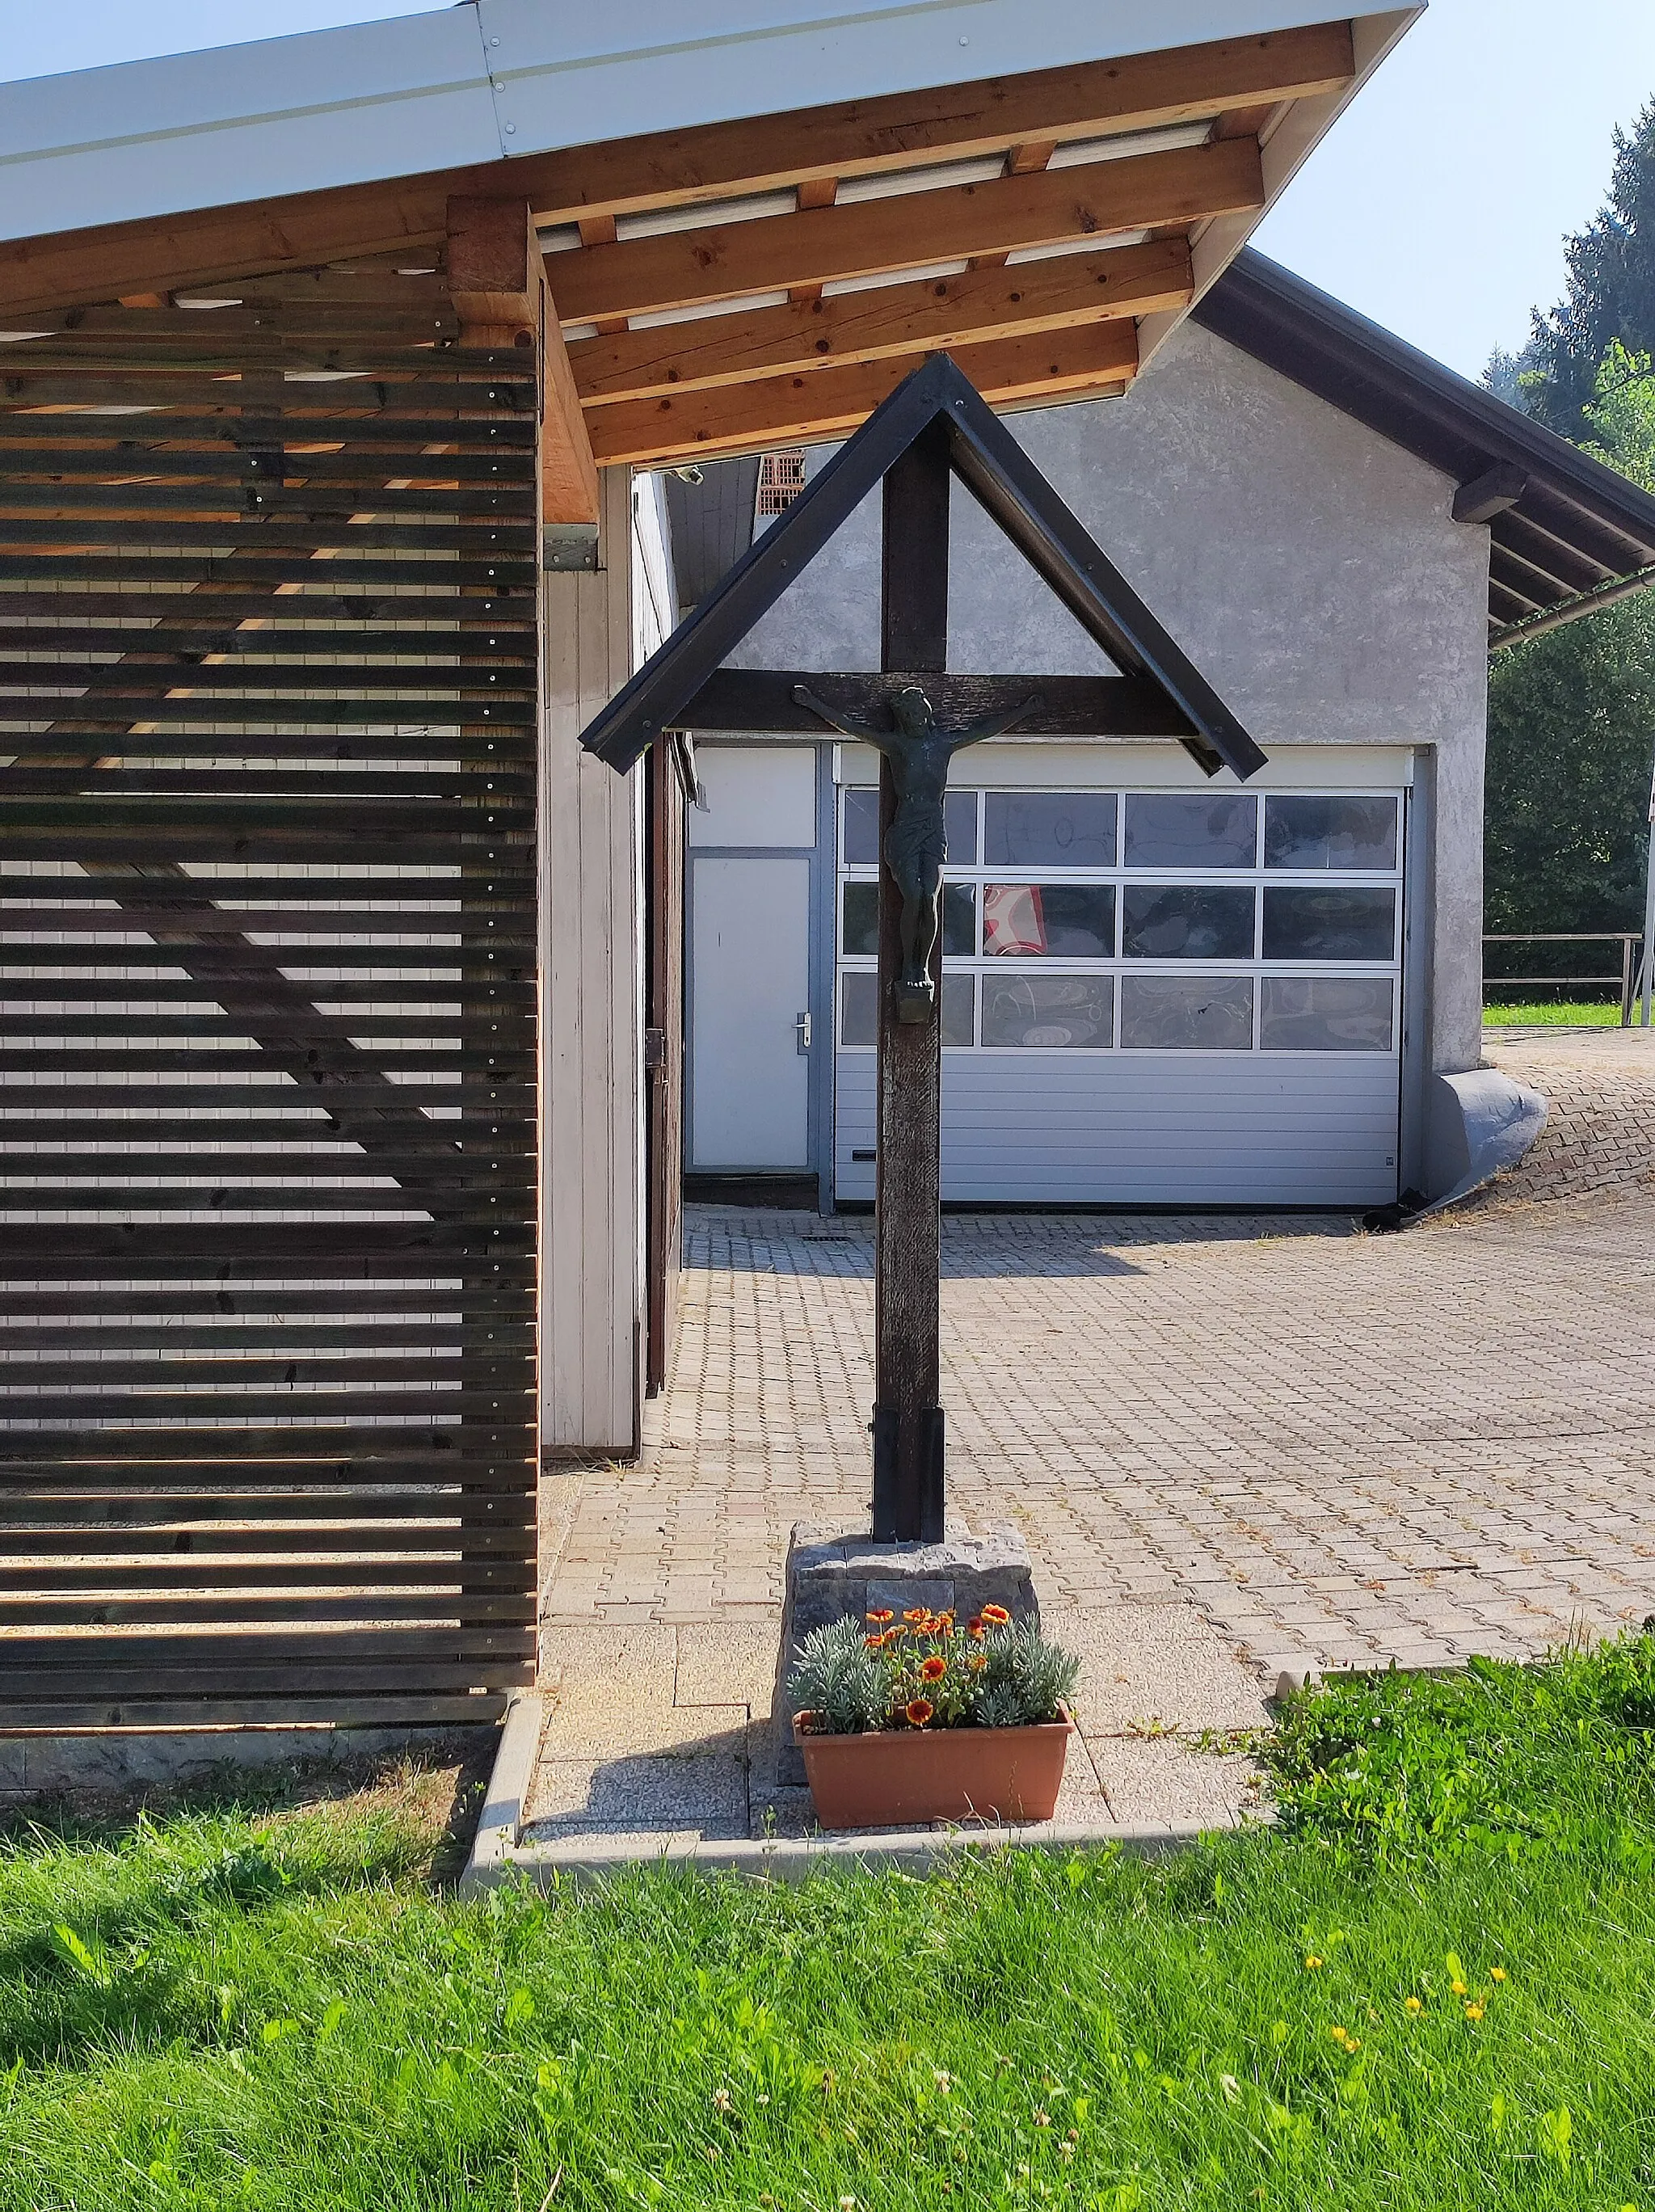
[577,352,1265,1544]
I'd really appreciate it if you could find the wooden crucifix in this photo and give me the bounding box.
[784,423,1034,1537]
[576,354,1267,1548]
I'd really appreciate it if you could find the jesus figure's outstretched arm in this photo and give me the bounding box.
[791,683,891,748]
[950,693,1044,751]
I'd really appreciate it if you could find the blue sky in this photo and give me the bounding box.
[1,0,1653,379]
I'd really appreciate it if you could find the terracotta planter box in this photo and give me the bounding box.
[794,1711,1072,1831]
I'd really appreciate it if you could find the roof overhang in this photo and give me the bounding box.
[0,2,1420,474]
[1194,251,1655,646]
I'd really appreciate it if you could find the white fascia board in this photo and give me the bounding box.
[2,0,1409,249]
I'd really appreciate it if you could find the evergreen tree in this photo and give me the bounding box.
[1522,100,1655,434]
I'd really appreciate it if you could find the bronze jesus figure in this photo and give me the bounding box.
[793,682,1041,1020]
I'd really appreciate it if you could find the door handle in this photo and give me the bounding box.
[795,1010,812,1054]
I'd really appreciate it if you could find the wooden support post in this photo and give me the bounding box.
[873,418,950,1543]
[446,195,599,526]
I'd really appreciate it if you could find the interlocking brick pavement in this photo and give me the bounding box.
[1480,1027,1655,1204]
[541,1185,1655,1675]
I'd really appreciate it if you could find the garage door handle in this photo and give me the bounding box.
[795,1010,811,1054]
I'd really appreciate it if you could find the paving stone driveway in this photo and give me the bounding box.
[542,1183,1655,1675]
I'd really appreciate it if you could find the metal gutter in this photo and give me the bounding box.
[1489,561,1655,651]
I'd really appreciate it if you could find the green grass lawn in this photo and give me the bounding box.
[8,1642,1655,2211]
[1483,1001,1628,1026]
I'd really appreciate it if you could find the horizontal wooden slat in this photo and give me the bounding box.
[0,412,537,446]
[0,556,533,588]
[0,1696,513,1728]
[0,450,537,486]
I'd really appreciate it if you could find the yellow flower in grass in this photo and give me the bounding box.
[1490,1966,1507,1982]
[1464,2003,1484,2022]
[1304,1954,1323,1970]
[1404,1996,1422,2016]
[1450,1979,1468,1998]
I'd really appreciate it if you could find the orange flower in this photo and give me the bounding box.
[866,1609,895,1624]
[968,1654,988,1672]
[903,1608,929,1624]
[865,1633,885,1650]
[967,1617,984,1637]
[920,1654,947,1681]
[980,1603,1012,1626]
[905,1698,934,1727]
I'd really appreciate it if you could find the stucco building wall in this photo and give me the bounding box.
[735,318,1491,1079]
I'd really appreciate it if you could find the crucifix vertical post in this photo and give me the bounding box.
[873,419,950,1542]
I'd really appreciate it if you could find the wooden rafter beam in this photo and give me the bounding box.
[585,322,1139,467]
[547,140,1261,325]
[0,24,1350,317]
[571,238,1189,407]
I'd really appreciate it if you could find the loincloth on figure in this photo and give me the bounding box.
[883,801,946,884]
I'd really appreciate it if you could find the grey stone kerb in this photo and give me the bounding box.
[772,1521,1038,1784]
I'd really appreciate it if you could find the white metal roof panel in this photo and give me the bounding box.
[0,10,499,242]
[0,0,1413,246]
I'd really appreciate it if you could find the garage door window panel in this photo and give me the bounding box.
[983,973,1114,1050]
[1122,884,1256,960]
[1119,974,1254,1050]
[984,790,1116,869]
[1262,885,1396,962]
[841,879,975,957]
[842,786,977,866]
[1265,794,1397,872]
[1260,975,1394,1051]
[983,883,1114,958]
[842,967,975,1047]
[1123,792,1257,869]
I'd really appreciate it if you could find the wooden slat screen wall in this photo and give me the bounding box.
[0,268,541,1729]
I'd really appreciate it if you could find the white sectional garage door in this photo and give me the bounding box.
[834,765,1405,1207]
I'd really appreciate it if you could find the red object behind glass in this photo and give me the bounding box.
[983,883,1046,955]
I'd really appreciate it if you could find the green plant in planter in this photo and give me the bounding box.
[789,1603,1078,1735]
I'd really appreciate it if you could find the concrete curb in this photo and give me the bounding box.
[457,1690,544,1894]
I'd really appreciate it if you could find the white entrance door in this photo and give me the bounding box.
[690,854,812,1169]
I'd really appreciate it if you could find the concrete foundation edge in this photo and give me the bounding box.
[461,1812,1262,1886]
[0,1721,496,1802]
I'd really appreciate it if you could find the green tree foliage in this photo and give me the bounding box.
[1522,101,1655,436]
[1485,348,1655,947]
[1484,595,1655,942]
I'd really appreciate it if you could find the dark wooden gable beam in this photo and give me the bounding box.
[578,352,1265,782]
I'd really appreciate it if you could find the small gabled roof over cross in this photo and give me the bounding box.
[579,353,1265,782]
